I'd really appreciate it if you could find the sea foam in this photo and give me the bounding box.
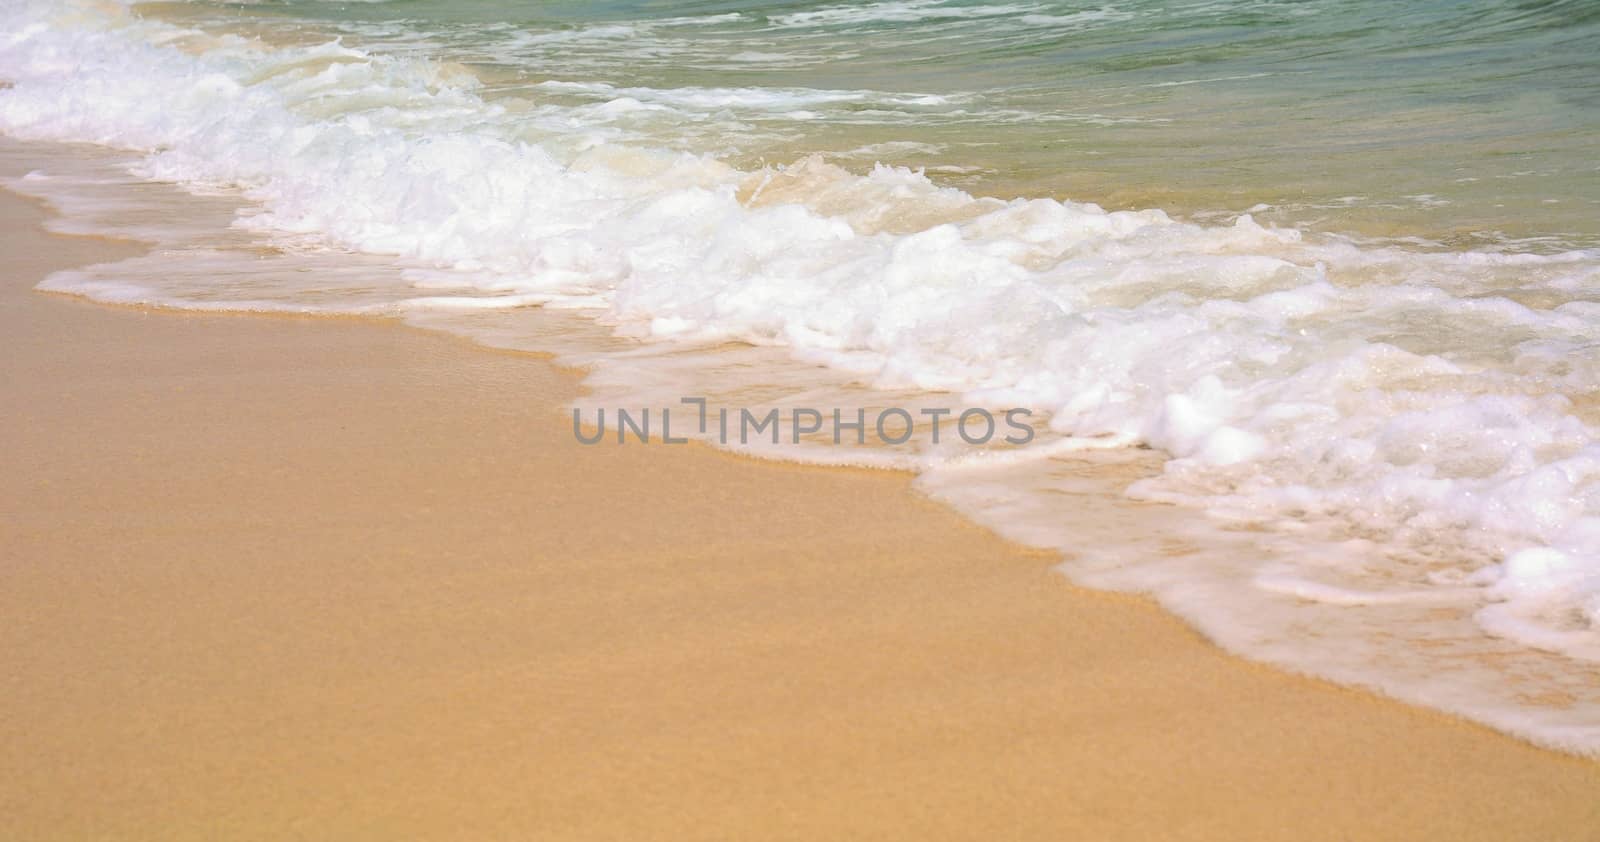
[2,0,1598,753]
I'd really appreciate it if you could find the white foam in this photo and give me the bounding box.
[534,80,954,113]
[768,1,1043,28]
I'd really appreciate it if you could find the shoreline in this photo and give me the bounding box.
[3,171,1599,841]
[8,0,1600,749]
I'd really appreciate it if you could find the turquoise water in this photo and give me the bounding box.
[166,0,1600,247]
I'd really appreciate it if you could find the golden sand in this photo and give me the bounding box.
[1,185,1597,840]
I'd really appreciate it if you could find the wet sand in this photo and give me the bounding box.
[2,184,1597,840]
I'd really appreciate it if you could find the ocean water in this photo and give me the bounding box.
[2,0,1599,752]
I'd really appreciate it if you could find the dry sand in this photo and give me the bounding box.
[2,184,1598,840]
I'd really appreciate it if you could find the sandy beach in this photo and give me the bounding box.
[3,173,1599,840]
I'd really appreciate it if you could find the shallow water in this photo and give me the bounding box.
[2,0,1598,753]
[149,0,1600,247]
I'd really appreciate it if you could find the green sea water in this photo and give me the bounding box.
[151,0,1600,248]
